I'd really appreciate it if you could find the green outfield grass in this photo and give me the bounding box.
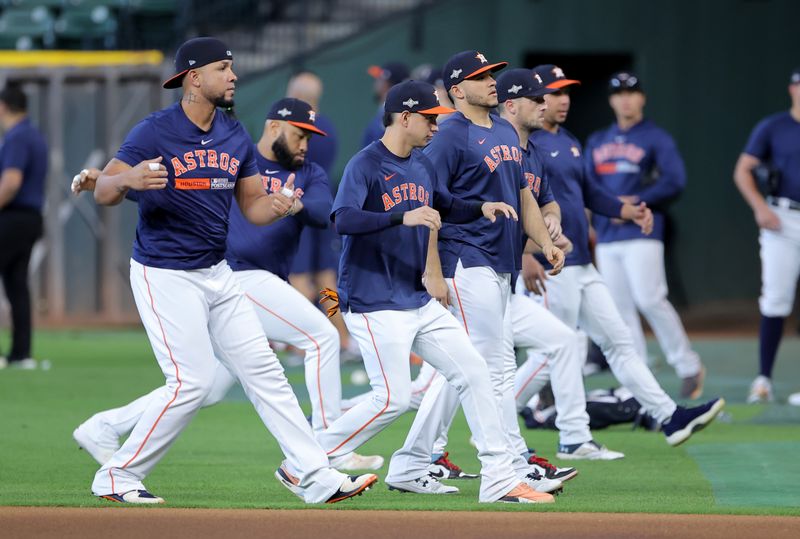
[1,329,799,515]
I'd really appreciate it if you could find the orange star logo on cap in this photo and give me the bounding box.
[476,52,487,64]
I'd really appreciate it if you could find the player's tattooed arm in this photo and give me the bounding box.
[423,229,450,307]
[94,157,168,206]
[520,188,564,274]
[236,173,295,225]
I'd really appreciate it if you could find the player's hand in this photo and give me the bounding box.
[543,213,562,241]
[619,195,640,205]
[521,254,547,295]
[424,272,450,307]
[621,202,653,234]
[481,201,518,223]
[542,243,565,275]
[128,157,169,191]
[755,204,781,231]
[403,206,441,230]
[71,167,101,194]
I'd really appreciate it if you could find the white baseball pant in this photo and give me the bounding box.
[595,239,702,379]
[758,205,800,317]
[386,261,532,482]
[543,264,677,423]
[80,268,343,446]
[91,259,344,503]
[317,299,519,502]
[341,360,438,412]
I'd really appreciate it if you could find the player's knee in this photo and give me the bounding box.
[635,295,666,314]
[760,295,794,318]
[385,387,412,418]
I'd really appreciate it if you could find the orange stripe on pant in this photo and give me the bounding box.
[452,276,470,335]
[245,293,328,429]
[109,265,182,493]
[326,313,389,455]
[514,360,549,401]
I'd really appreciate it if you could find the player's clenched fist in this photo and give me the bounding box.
[403,206,441,231]
[543,213,562,241]
[71,167,101,194]
[621,201,653,235]
[542,243,565,275]
[129,157,169,191]
[481,201,518,223]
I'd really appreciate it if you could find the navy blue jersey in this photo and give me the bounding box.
[116,102,259,270]
[531,127,623,268]
[226,151,332,280]
[523,144,555,206]
[0,118,48,211]
[332,141,443,313]
[426,112,527,278]
[306,113,338,178]
[360,108,385,148]
[585,119,685,243]
[744,111,800,201]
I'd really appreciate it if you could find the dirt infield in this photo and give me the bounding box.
[2,507,797,539]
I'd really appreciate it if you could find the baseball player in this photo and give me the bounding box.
[71,97,383,472]
[734,67,800,405]
[584,72,705,399]
[408,67,625,471]
[312,79,552,504]
[85,37,377,504]
[499,68,625,461]
[526,64,724,450]
[385,51,569,494]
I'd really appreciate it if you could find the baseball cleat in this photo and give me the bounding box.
[662,398,725,446]
[330,452,385,471]
[747,375,773,404]
[556,440,625,461]
[681,366,706,400]
[275,464,304,499]
[497,483,555,504]
[387,476,459,494]
[97,489,164,504]
[73,417,121,466]
[326,474,378,504]
[523,465,563,494]
[428,452,478,480]
[528,454,578,482]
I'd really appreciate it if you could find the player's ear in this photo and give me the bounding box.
[450,83,464,101]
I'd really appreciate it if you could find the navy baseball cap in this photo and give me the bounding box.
[267,98,327,136]
[367,61,410,86]
[163,37,233,89]
[443,50,507,89]
[791,67,800,84]
[496,68,557,103]
[533,64,581,90]
[412,64,443,86]
[609,71,643,93]
[384,80,456,115]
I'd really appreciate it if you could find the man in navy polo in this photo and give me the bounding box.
[0,84,48,371]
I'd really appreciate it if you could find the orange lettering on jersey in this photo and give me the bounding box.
[382,193,395,211]
[184,151,197,171]
[206,149,218,168]
[175,178,211,190]
[228,158,240,176]
[260,176,269,190]
[400,183,410,200]
[270,178,282,192]
[409,183,417,201]
[483,155,498,172]
[194,149,207,168]
[171,157,188,177]
[511,145,521,163]
[501,145,512,161]
[219,152,230,170]
[392,186,401,204]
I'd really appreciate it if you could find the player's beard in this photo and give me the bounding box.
[272,133,303,171]
[465,92,498,109]
[212,95,235,109]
